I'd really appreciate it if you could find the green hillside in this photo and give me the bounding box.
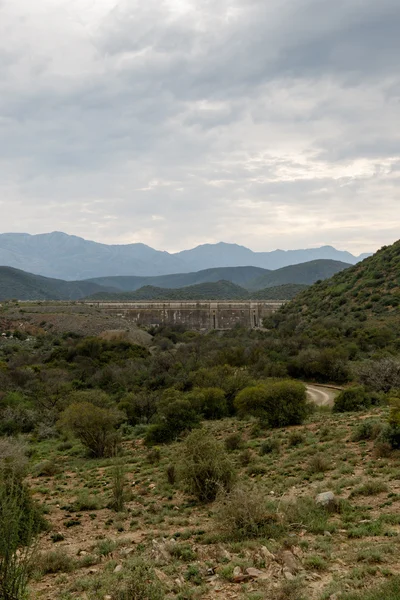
[0,267,116,301]
[251,283,309,300]
[247,259,350,290]
[280,241,400,321]
[87,280,249,301]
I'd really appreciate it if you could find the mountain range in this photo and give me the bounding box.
[0,260,350,302]
[0,232,369,280]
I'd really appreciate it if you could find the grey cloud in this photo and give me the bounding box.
[0,0,399,254]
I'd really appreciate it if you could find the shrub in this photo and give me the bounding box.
[352,420,383,441]
[112,557,165,600]
[36,549,76,574]
[33,460,60,477]
[235,381,308,427]
[282,497,330,534]
[215,484,281,539]
[333,386,382,413]
[145,394,200,445]
[176,429,236,502]
[0,438,28,479]
[147,447,161,464]
[308,453,330,474]
[109,461,127,512]
[0,475,44,600]
[188,387,228,420]
[59,402,123,458]
[259,438,280,455]
[73,491,101,511]
[224,432,243,452]
[288,431,305,447]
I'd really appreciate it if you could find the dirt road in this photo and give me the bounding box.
[306,385,339,407]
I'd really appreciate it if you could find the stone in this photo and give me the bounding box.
[246,567,269,581]
[283,568,295,581]
[113,564,123,573]
[315,491,336,507]
[260,546,276,562]
[282,550,302,574]
[233,566,242,577]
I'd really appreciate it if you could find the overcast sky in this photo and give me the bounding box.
[0,0,399,254]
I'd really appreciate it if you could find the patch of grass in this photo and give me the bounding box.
[36,550,76,574]
[350,480,389,497]
[341,576,400,600]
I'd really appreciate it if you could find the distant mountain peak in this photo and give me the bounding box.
[0,231,371,280]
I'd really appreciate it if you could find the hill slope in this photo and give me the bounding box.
[280,241,400,321]
[88,281,250,301]
[0,232,368,279]
[0,267,116,301]
[246,259,350,290]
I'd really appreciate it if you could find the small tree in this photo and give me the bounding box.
[176,429,236,502]
[59,402,122,458]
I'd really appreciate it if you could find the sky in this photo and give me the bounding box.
[0,0,399,254]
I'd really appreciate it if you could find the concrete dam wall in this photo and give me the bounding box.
[85,300,284,330]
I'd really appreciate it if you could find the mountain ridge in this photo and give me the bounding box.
[0,231,369,280]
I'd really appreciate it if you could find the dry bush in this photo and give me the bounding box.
[176,429,236,502]
[215,484,281,539]
[0,438,28,479]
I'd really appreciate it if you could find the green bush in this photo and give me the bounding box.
[188,387,227,419]
[176,429,236,502]
[145,394,200,445]
[59,402,123,458]
[0,474,46,600]
[224,432,243,452]
[235,380,308,427]
[352,419,383,441]
[333,386,381,413]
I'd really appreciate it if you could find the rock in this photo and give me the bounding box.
[233,566,242,577]
[246,567,269,581]
[282,550,302,574]
[283,568,295,581]
[104,596,112,600]
[315,491,336,508]
[113,564,123,573]
[260,546,276,562]
[120,547,135,557]
[324,530,332,537]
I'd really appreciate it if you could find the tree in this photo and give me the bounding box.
[59,402,123,457]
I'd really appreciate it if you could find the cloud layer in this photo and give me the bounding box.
[1,0,399,253]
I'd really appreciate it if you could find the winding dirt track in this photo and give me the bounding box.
[306,385,339,407]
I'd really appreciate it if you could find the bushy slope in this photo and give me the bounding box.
[87,281,309,301]
[252,284,309,300]
[88,280,249,301]
[247,259,350,290]
[280,241,400,321]
[0,267,116,301]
